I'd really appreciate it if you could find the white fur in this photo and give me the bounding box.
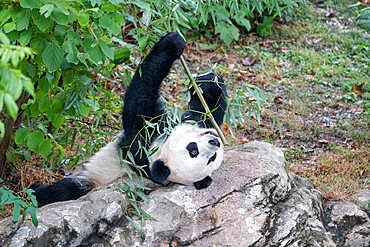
[79,124,224,187]
[150,124,223,185]
[78,136,122,186]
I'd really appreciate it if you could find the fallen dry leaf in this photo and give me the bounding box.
[274,95,283,104]
[242,52,259,66]
[352,82,365,94]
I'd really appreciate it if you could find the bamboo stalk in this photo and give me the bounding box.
[179,55,228,145]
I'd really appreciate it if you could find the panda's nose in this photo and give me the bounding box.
[208,138,220,147]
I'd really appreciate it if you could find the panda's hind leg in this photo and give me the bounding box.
[30,177,93,207]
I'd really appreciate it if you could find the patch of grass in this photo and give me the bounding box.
[284,143,310,162]
[293,146,369,200]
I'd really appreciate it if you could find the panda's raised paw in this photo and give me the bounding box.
[155,32,186,58]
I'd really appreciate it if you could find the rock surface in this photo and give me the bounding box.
[0,141,368,246]
[324,199,370,247]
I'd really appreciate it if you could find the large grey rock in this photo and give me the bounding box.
[0,141,367,246]
[0,185,126,247]
[324,199,370,247]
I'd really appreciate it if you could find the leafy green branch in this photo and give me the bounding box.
[0,181,39,227]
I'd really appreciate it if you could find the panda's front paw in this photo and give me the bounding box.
[194,176,213,189]
[156,32,186,58]
[193,73,226,105]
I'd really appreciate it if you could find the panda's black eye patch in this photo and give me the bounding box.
[207,153,217,165]
[186,142,199,158]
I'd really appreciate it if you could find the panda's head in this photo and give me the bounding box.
[149,124,223,185]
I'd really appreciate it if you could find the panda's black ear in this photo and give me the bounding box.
[150,159,171,185]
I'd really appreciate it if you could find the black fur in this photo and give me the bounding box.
[186,142,199,158]
[30,32,227,205]
[150,159,171,185]
[194,176,213,189]
[117,32,186,175]
[30,178,92,207]
[184,73,227,128]
[207,153,217,165]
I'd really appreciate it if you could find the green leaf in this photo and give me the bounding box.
[26,130,44,152]
[31,10,53,32]
[27,63,36,78]
[12,201,21,222]
[55,143,66,156]
[99,14,121,36]
[0,32,10,45]
[30,36,48,54]
[358,20,370,30]
[77,52,89,64]
[55,3,70,15]
[91,0,103,7]
[40,4,54,18]
[38,77,50,92]
[19,0,42,9]
[0,8,12,26]
[3,23,16,33]
[78,101,90,116]
[66,53,79,64]
[38,97,52,112]
[30,101,40,117]
[114,47,130,64]
[132,0,150,10]
[358,12,370,20]
[98,40,114,60]
[63,39,78,55]
[42,43,64,72]
[19,29,32,46]
[22,78,35,97]
[78,10,89,26]
[15,10,30,31]
[257,16,274,37]
[4,93,18,120]
[53,114,65,129]
[125,215,141,231]
[15,127,31,145]
[51,8,69,25]
[99,14,111,28]
[212,3,231,22]
[215,22,239,46]
[83,39,102,64]
[39,139,52,157]
[101,3,116,12]
[26,206,39,227]
[234,14,251,31]
[0,121,4,139]
[138,36,149,50]
[55,25,68,37]
[0,93,3,112]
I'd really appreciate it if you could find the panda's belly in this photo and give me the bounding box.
[83,139,122,186]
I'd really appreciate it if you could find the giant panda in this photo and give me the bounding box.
[31,32,228,206]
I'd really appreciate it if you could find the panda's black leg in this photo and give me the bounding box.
[121,33,185,136]
[185,73,228,128]
[150,159,171,185]
[30,177,93,206]
[118,33,186,179]
[193,176,213,189]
